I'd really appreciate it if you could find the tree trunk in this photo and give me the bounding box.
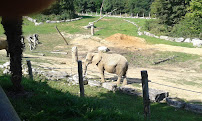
[100,0,105,17]
[1,16,23,92]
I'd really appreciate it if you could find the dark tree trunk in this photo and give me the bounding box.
[1,16,23,92]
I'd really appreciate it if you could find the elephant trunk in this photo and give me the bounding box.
[83,61,88,77]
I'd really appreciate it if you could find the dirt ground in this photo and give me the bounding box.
[0,33,202,102]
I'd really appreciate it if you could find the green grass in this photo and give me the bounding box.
[200,64,202,69]
[124,50,200,67]
[0,74,201,121]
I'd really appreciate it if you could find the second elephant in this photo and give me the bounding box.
[83,52,128,85]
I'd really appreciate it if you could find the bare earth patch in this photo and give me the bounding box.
[0,33,201,102]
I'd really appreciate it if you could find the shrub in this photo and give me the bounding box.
[144,19,170,36]
[171,16,202,39]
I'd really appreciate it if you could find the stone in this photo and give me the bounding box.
[65,20,71,22]
[160,36,169,40]
[167,37,175,41]
[3,69,10,74]
[184,38,191,43]
[70,75,88,85]
[138,31,143,36]
[98,46,110,52]
[192,38,202,47]
[102,82,117,91]
[46,20,51,23]
[154,35,159,38]
[45,71,69,81]
[166,98,185,108]
[175,37,184,42]
[149,88,169,102]
[3,62,10,68]
[35,22,43,26]
[184,103,202,114]
[88,80,102,87]
[49,21,57,24]
[118,86,142,96]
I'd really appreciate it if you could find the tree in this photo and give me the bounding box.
[151,0,190,26]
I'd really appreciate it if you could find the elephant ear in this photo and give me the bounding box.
[92,52,102,65]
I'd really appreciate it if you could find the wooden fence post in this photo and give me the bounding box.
[72,46,78,63]
[141,70,150,118]
[78,61,84,97]
[91,23,94,36]
[26,60,33,80]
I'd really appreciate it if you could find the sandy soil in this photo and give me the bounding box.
[0,33,201,102]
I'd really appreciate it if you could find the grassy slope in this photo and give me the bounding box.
[0,75,201,121]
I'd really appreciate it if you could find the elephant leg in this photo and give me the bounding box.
[99,69,105,83]
[122,76,127,86]
[117,76,121,85]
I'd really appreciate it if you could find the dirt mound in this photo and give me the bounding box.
[105,33,149,50]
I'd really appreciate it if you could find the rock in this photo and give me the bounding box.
[192,38,202,47]
[149,88,169,102]
[98,46,110,52]
[88,80,102,87]
[70,75,88,85]
[184,38,191,43]
[3,62,10,68]
[166,98,185,108]
[65,20,71,22]
[102,82,117,91]
[46,20,51,23]
[175,37,184,42]
[143,31,155,37]
[118,86,142,96]
[160,36,169,40]
[45,71,69,81]
[35,22,43,26]
[154,35,159,38]
[3,69,10,74]
[184,103,202,114]
[49,21,57,24]
[138,31,143,36]
[167,37,175,41]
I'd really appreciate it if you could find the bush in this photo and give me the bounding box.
[171,16,202,39]
[144,19,171,36]
[144,17,202,39]
[31,12,78,22]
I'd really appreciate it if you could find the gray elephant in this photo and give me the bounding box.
[83,52,128,85]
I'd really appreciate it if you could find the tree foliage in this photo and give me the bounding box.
[151,0,190,26]
[74,0,154,16]
[149,0,201,38]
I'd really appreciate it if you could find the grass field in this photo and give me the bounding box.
[0,74,201,121]
[0,15,201,121]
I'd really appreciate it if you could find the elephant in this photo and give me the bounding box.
[83,51,128,85]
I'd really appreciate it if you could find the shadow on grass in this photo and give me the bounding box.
[0,75,201,121]
[79,16,95,19]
